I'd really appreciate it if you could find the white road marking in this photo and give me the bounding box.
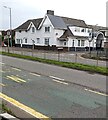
[12,67,21,71]
[16,75,19,76]
[85,88,108,96]
[49,76,64,81]
[52,79,68,85]
[30,72,41,77]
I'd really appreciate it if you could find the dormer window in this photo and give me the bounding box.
[32,27,35,33]
[88,29,91,33]
[75,27,80,32]
[45,27,50,32]
[81,29,84,32]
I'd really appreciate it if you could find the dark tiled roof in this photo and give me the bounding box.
[59,28,88,40]
[59,28,74,39]
[31,18,43,29]
[47,14,87,29]
[88,25,108,31]
[14,18,43,31]
[61,16,87,27]
[47,14,67,30]
[75,36,88,39]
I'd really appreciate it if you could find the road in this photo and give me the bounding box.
[0,55,107,119]
[2,55,106,93]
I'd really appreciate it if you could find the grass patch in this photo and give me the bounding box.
[0,103,14,116]
[1,51,108,75]
[81,53,108,61]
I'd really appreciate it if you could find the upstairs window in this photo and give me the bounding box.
[45,27,50,32]
[75,27,80,32]
[88,29,91,33]
[32,27,35,33]
[81,29,84,32]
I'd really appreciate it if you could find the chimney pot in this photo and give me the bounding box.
[47,10,54,15]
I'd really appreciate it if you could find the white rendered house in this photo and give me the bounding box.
[15,10,107,51]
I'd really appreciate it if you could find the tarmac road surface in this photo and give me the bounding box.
[0,55,107,119]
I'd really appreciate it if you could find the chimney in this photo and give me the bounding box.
[47,10,54,15]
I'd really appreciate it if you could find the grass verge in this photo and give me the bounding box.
[0,103,14,116]
[1,51,108,75]
[81,53,108,61]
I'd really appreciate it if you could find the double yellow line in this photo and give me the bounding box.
[0,92,51,120]
[0,83,6,86]
[7,75,26,83]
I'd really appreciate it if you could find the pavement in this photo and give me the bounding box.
[1,100,39,120]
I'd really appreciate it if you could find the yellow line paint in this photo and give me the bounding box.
[11,75,26,83]
[52,79,68,85]
[12,68,21,71]
[0,83,6,86]
[7,75,26,83]
[0,92,51,120]
[85,88,108,97]
[30,73,40,77]
[7,76,21,83]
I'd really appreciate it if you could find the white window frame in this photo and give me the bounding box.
[78,40,80,46]
[25,38,27,43]
[16,39,20,44]
[75,27,80,32]
[81,40,85,46]
[45,26,50,32]
[72,40,74,47]
[31,27,35,33]
[44,38,49,45]
[37,38,40,44]
[64,41,67,46]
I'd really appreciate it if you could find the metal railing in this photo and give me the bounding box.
[1,47,106,67]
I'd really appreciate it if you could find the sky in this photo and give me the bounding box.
[0,0,108,30]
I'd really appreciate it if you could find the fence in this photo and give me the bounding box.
[1,47,106,67]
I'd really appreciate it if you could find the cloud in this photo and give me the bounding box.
[1,0,107,30]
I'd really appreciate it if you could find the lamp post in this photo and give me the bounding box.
[4,6,12,48]
[88,24,98,56]
[31,39,35,57]
[93,24,98,50]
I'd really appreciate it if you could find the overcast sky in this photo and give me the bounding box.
[1,0,107,30]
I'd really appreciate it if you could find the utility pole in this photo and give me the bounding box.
[4,6,12,47]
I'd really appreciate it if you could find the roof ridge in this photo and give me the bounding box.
[28,18,43,21]
[48,14,85,22]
